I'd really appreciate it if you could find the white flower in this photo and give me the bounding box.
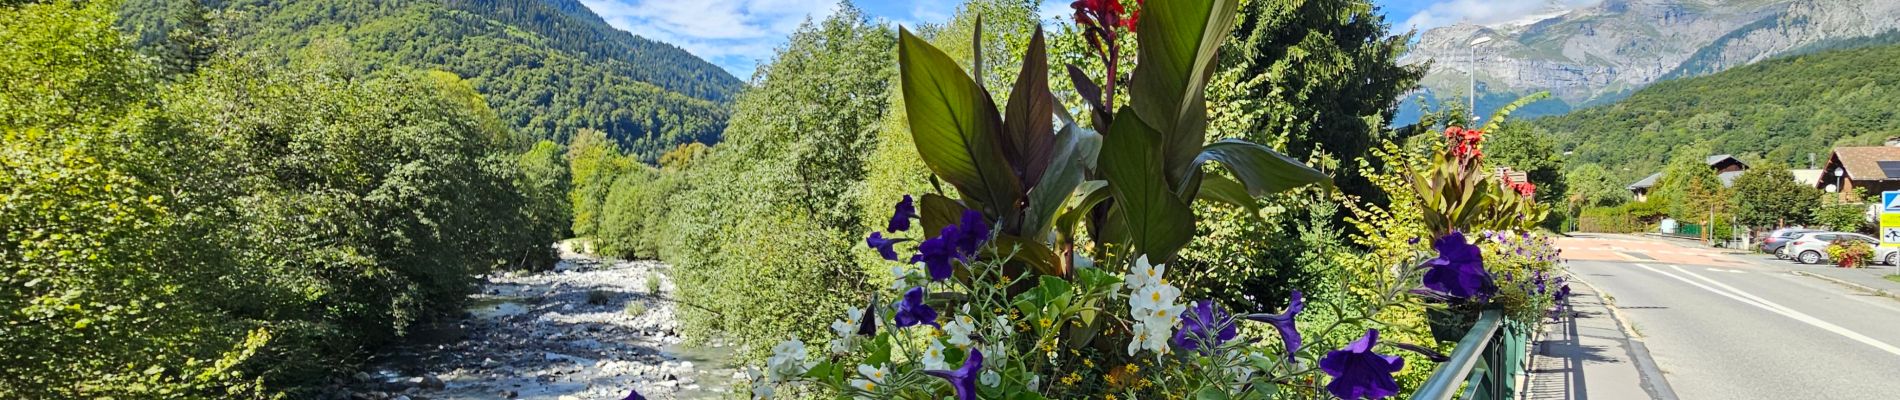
[765,339,808,381]
[1026,375,1041,392]
[980,369,1001,387]
[922,341,949,370]
[1130,282,1182,325]
[747,368,775,399]
[890,266,911,291]
[1124,255,1163,290]
[849,378,879,399]
[944,308,977,348]
[829,307,866,354]
[856,363,889,383]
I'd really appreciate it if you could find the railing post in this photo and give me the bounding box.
[1410,310,1505,400]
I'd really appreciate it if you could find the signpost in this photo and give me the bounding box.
[1881,192,1900,269]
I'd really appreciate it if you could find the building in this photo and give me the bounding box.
[1814,147,1900,200]
[1627,155,1749,202]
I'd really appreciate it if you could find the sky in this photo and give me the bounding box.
[579,0,1602,79]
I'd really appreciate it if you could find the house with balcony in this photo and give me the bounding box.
[1814,147,1900,201]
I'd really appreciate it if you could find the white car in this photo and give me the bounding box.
[1785,232,1880,265]
[1880,246,1900,266]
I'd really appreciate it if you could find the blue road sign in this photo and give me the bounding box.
[1886,191,1900,212]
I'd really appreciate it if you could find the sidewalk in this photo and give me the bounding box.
[1522,274,1675,400]
[1792,264,1900,295]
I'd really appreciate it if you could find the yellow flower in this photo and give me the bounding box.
[1038,317,1053,328]
[1125,363,1141,374]
[1107,395,1118,400]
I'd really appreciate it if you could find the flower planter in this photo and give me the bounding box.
[1427,307,1480,343]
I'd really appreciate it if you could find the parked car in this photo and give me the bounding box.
[1786,232,1878,265]
[1761,227,1817,259]
[1879,246,1900,266]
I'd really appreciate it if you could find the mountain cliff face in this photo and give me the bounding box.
[1396,0,1900,124]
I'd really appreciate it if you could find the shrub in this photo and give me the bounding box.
[644,274,663,294]
[624,302,649,317]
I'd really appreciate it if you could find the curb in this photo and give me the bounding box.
[1563,272,1680,400]
[1788,270,1900,301]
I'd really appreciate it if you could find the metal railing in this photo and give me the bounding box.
[1410,309,1528,400]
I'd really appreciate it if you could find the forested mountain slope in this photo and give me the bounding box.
[1534,42,1900,183]
[119,0,742,160]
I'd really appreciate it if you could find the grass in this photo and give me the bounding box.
[1884,275,1900,284]
[624,301,648,317]
[644,274,662,294]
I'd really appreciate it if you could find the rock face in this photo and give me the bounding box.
[337,242,740,400]
[1400,0,1900,120]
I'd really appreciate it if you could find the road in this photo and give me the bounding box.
[1558,235,1900,399]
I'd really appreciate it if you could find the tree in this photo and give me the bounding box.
[1731,162,1820,229]
[1485,120,1568,206]
[1564,163,1628,207]
[1206,0,1426,203]
[158,0,217,79]
[1652,147,1728,223]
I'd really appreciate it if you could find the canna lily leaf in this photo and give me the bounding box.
[1127,0,1243,185]
[1100,110,1195,262]
[1193,173,1256,211]
[919,193,967,237]
[1189,139,1329,197]
[1003,26,1057,189]
[898,28,1021,215]
[1021,122,1102,237]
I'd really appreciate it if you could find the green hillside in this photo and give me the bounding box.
[1536,41,1900,183]
[119,0,742,160]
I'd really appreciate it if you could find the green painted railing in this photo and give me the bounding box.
[1410,309,1533,400]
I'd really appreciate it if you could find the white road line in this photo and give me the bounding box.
[1632,263,1900,357]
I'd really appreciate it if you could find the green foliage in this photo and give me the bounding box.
[1651,147,1728,223]
[121,0,738,160]
[1563,163,1628,208]
[567,129,633,243]
[645,5,897,354]
[4,1,562,396]
[1813,193,1869,233]
[1537,42,1900,184]
[1731,162,1821,229]
[1485,121,1567,206]
[1208,0,1425,204]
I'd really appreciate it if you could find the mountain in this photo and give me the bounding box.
[1533,41,1900,184]
[1395,0,1900,125]
[117,0,742,160]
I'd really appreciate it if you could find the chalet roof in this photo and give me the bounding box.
[1629,172,1662,190]
[1828,147,1900,181]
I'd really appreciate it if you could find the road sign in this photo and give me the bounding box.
[1884,206,1900,247]
[1885,191,1900,212]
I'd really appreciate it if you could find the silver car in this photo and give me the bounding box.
[1785,232,1879,265]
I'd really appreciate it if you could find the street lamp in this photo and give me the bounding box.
[1468,36,1493,120]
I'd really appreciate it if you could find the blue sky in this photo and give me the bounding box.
[580,0,1598,79]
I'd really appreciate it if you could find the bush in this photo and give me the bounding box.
[0,4,563,394]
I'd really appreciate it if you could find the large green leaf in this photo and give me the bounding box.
[1100,111,1195,262]
[988,235,1063,277]
[918,193,967,237]
[1190,139,1330,197]
[1128,0,1242,185]
[1022,122,1102,237]
[1193,173,1257,211]
[1003,26,1057,189]
[898,28,1021,214]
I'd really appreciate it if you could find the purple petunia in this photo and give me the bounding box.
[1174,300,1238,353]
[892,286,939,328]
[913,230,960,281]
[1244,290,1304,360]
[1320,329,1405,400]
[857,300,878,336]
[623,389,645,400]
[953,209,991,255]
[1423,231,1497,301]
[866,232,904,261]
[924,349,984,400]
[888,195,916,232]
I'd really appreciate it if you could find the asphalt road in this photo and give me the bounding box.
[1568,256,1900,399]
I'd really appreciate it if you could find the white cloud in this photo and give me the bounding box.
[580,0,840,78]
[1397,0,1601,32]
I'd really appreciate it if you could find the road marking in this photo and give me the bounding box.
[1632,263,1900,357]
[1705,268,1747,274]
